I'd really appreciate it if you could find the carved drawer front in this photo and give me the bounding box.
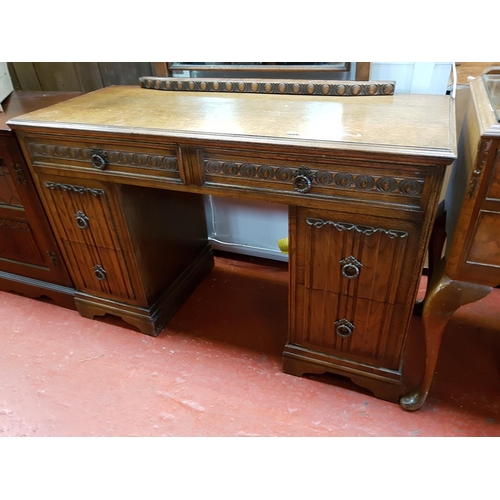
[26,136,182,184]
[39,177,139,302]
[290,207,422,370]
[293,285,407,370]
[200,147,426,210]
[294,208,419,305]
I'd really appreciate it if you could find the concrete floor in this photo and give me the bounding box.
[0,252,499,437]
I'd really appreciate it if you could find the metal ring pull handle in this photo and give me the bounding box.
[93,264,107,281]
[293,175,312,193]
[293,166,315,194]
[75,210,89,229]
[340,255,363,280]
[335,318,355,338]
[91,149,108,170]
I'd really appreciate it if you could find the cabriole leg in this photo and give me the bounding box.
[401,259,491,411]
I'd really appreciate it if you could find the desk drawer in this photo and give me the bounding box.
[57,239,138,302]
[26,137,182,183]
[293,207,420,305]
[291,285,407,371]
[290,286,407,370]
[199,147,426,209]
[41,179,121,249]
[38,174,142,304]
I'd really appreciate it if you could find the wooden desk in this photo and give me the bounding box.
[7,80,456,405]
[0,91,81,307]
[401,75,500,410]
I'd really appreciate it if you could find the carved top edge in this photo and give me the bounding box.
[138,77,395,97]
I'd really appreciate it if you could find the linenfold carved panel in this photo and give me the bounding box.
[0,218,45,265]
[0,161,23,207]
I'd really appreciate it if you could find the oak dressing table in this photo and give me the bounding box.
[7,79,456,406]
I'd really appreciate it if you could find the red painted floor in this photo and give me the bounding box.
[0,252,499,437]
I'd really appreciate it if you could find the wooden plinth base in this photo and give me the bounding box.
[75,245,214,336]
[0,271,76,309]
[283,344,406,404]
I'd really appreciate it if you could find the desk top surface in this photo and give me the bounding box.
[8,85,457,160]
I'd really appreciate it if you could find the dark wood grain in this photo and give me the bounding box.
[7,63,155,92]
[99,62,154,87]
[74,63,104,91]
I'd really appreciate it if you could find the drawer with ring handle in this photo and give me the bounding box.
[27,137,182,184]
[41,178,120,250]
[200,147,426,209]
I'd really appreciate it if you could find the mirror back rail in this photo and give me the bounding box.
[138,77,395,97]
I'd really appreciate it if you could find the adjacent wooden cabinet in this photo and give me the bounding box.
[8,79,456,406]
[0,92,78,306]
[401,74,500,410]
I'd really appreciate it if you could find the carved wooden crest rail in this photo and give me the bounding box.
[139,77,395,97]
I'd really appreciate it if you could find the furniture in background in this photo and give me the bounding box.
[8,78,456,406]
[401,72,500,410]
[157,62,370,81]
[7,63,157,92]
[0,91,80,307]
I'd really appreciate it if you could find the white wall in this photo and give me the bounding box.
[370,62,453,94]
[204,196,289,261]
[0,62,14,111]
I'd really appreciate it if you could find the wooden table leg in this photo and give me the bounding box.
[414,205,447,317]
[400,259,492,411]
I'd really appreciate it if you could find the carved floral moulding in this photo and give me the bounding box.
[204,159,423,197]
[44,181,105,197]
[139,77,395,97]
[305,218,409,239]
[29,143,179,172]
